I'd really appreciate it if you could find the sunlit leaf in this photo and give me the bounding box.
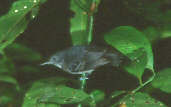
[22,77,89,106]
[70,30,88,45]
[151,68,171,93]
[70,0,101,45]
[0,0,47,54]
[104,26,154,72]
[112,92,167,107]
[6,43,42,62]
[70,0,89,45]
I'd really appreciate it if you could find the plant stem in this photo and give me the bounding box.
[80,73,87,90]
[78,1,95,106]
[132,70,156,93]
[78,73,87,107]
[87,0,95,44]
[87,15,94,44]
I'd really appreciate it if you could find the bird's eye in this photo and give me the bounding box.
[51,57,58,62]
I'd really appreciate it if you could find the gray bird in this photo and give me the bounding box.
[41,45,125,75]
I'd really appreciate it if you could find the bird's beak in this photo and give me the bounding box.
[40,61,62,69]
[40,61,52,66]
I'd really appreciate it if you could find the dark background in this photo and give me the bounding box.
[0,0,171,106]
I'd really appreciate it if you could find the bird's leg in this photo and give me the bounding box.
[77,73,87,107]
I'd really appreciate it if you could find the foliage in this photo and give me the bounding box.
[0,0,171,107]
[0,0,46,54]
[104,26,153,83]
[151,68,171,93]
[22,77,89,106]
[112,92,167,107]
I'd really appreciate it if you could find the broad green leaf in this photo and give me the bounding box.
[70,0,101,45]
[70,0,89,45]
[104,26,154,71]
[112,92,167,107]
[0,0,47,54]
[6,43,42,62]
[151,68,171,93]
[124,49,147,81]
[22,77,89,106]
[0,55,15,73]
[70,30,88,45]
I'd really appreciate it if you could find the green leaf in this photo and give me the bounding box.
[124,49,147,81]
[151,68,171,93]
[159,23,171,39]
[0,96,13,106]
[0,55,15,73]
[112,92,167,107]
[0,0,47,53]
[22,77,89,106]
[0,74,19,90]
[6,43,42,62]
[104,26,154,71]
[81,90,105,107]
[143,26,160,43]
[70,0,101,45]
[90,90,105,103]
[70,0,89,45]
[70,30,88,45]
[37,103,61,107]
[0,75,17,85]
[30,6,40,19]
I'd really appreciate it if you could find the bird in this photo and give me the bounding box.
[41,45,127,75]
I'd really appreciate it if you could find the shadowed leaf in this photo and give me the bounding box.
[152,68,171,93]
[6,43,42,62]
